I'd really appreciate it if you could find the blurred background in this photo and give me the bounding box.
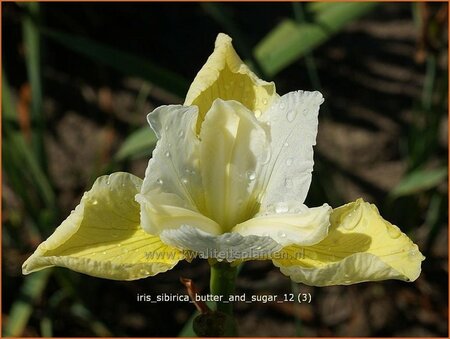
[2,2,448,337]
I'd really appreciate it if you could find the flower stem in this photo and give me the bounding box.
[209,261,238,335]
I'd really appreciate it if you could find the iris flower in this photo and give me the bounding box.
[23,33,424,288]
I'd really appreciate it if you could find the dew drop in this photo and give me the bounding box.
[262,98,268,105]
[178,130,185,138]
[261,149,271,165]
[181,178,189,184]
[284,178,293,188]
[106,177,111,185]
[102,251,107,255]
[254,110,262,118]
[387,226,401,239]
[92,200,98,205]
[247,171,256,181]
[286,109,297,122]
[280,103,286,110]
[286,158,293,166]
[117,244,122,247]
[156,178,163,185]
[342,210,358,230]
[256,246,262,250]
[277,231,287,238]
[164,125,169,131]
[283,142,289,147]
[275,204,289,214]
[165,151,171,158]
[408,249,418,260]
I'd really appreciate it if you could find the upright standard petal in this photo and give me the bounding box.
[137,105,221,237]
[22,173,184,280]
[184,33,277,132]
[199,99,270,231]
[257,91,324,209]
[272,199,425,286]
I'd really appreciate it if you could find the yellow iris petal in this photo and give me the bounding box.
[184,33,277,132]
[273,199,424,286]
[22,172,184,280]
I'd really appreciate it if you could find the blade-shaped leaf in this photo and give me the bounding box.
[3,270,52,337]
[115,126,157,161]
[41,29,189,97]
[254,3,378,76]
[390,167,448,198]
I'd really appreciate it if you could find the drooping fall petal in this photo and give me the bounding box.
[23,173,184,280]
[272,199,425,286]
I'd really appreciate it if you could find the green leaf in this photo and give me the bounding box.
[4,131,56,208]
[115,126,157,161]
[41,29,189,97]
[390,167,448,198]
[2,71,16,122]
[22,2,47,169]
[4,270,52,337]
[254,2,378,76]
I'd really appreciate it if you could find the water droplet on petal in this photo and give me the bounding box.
[286,109,297,122]
[106,177,111,185]
[408,249,418,260]
[277,231,287,238]
[284,142,289,147]
[387,226,401,239]
[178,130,184,138]
[261,149,271,165]
[102,251,107,255]
[262,98,268,105]
[156,178,163,185]
[247,171,256,181]
[165,151,171,158]
[92,200,98,205]
[284,178,293,188]
[286,158,293,166]
[280,103,286,110]
[275,204,289,214]
[254,110,262,118]
[164,126,169,131]
[181,178,189,184]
